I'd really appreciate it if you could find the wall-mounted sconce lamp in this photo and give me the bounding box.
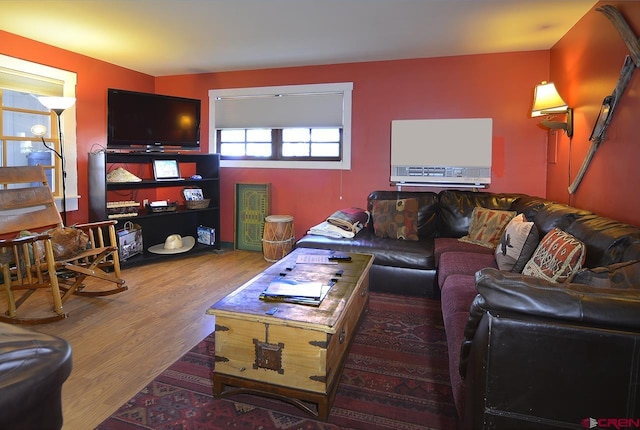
[33,96,76,225]
[531,81,573,138]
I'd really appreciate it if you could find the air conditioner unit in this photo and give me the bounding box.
[391,118,492,186]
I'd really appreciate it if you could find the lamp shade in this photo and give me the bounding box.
[30,124,47,137]
[531,82,568,117]
[37,96,76,113]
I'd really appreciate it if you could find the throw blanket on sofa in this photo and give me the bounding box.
[308,207,370,239]
[308,221,357,238]
[327,208,369,233]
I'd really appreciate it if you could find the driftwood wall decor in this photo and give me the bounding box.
[568,5,639,194]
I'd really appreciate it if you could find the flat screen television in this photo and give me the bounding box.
[107,88,201,151]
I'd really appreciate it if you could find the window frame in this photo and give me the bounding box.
[208,82,353,170]
[0,54,78,213]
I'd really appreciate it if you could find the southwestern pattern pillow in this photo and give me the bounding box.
[459,208,516,249]
[522,227,586,282]
[372,198,419,241]
[495,214,540,272]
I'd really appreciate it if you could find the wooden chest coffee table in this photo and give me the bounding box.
[207,248,373,420]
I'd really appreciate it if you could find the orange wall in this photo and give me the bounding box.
[2,28,565,245]
[157,52,550,243]
[547,1,640,226]
[0,30,155,226]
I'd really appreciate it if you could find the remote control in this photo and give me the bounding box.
[328,255,351,261]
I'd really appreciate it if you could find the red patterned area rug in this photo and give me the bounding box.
[97,293,458,430]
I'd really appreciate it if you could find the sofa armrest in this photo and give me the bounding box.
[459,267,640,429]
[460,267,640,379]
[473,267,640,329]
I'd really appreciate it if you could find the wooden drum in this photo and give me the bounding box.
[262,215,295,262]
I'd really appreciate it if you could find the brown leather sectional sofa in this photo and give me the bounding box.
[296,189,640,428]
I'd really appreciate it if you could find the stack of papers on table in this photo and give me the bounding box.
[260,278,328,305]
[295,254,337,265]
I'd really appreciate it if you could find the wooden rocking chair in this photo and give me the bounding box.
[0,166,127,324]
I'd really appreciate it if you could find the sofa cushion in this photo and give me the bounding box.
[568,260,640,290]
[372,198,419,240]
[565,215,640,267]
[438,251,497,289]
[295,230,435,270]
[459,208,515,249]
[531,203,592,237]
[434,237,494,266]
[522,228,586,282]
[441,273,479,313]
[440,273,479,417]
[623,238,640,262]
[437,190,520,238]
[495,214,539,273]
[508,194,549,222]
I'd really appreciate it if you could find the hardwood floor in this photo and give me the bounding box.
[32,249,271,430]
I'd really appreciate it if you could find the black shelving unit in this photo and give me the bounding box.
[88,151,221,267]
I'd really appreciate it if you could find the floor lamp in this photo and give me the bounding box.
[34,96,76,225]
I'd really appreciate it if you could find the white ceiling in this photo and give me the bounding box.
[1,0,598,77]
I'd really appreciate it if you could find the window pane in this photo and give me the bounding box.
[246,143,271,157]
[246,128,271,142]
[219,125,341,161]
[220,129,246,142]
[311,128,340,142]
[2,90,48,111]
[311,142,340,157]
[2,111,51,137]
[0,57,77,201]
[282,128,310,142]
[7,139,52,166]
[220,142,246,156]
[26,149,54,166]
[282,142,310,157]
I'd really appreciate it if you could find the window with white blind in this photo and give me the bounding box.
[209,82,353,170]
[0,54,78,212]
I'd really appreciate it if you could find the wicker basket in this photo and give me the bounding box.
[185,199,210,210]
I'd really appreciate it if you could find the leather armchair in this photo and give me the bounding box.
[460,268,640,429]
[0,323,72,429]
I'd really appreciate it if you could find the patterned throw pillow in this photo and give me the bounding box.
[372,198,419,240]
[522,227,586,282]
[495,214,540,272]
[459,208,516,249]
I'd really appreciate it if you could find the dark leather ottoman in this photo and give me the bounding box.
[0,323,72,429]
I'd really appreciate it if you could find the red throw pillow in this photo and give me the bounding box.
[522,227,586,282]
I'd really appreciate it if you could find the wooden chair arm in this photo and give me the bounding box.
[73,220,118,230]
[0,233,52,247]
